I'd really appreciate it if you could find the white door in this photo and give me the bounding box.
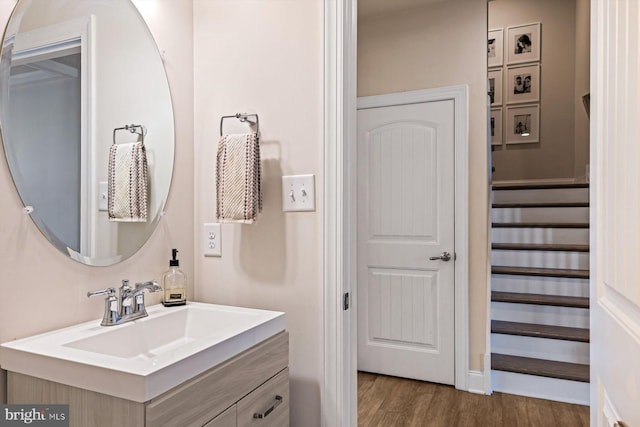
[591,1,640,425]
[357,99,455,385]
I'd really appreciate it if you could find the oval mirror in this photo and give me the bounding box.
[0,0,174,266]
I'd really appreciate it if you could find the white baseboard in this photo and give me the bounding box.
[468,355,492,395]
[467,370,486,395]
[491,370,589,405]
[484,353,492,395]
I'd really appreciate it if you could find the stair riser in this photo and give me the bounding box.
[491,334,589,364]
[491,301,589,329]
[491,371,589,405]
[491,274,589,297]
[493,188,589,204]
[492,207,589,223]
[492,250,590,270]
[492,228,589,245]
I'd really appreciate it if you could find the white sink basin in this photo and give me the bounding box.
[0,302,286,402]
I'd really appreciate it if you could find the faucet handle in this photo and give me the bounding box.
[87,287,116,298]
[132,281,162,315]
[87,287,119,326]
[134,280,162,291]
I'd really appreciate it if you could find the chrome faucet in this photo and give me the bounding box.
[87,280,162,326]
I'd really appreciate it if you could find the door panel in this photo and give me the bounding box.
[357,100,455,385]
[591,1,640,425]
[367,268,438,348]
[367,123,437,240]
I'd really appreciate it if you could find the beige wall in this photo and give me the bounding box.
[490,0,587,181]
[0,0,194,402]
[192,1,323,425]
[358,0,490,372]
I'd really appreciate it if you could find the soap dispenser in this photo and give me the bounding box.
[162,249,187,306]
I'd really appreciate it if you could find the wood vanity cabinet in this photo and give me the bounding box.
[7,332,289,427]
[205,369,289,427]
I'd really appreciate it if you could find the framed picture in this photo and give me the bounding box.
[506,63,540,104]
[488,29,503,68]
[507,23,541,65]
[490,108,502,146]
[506,104,539,144]
[488,69,502,107]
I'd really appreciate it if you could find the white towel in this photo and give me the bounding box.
[108,141,148,222]
[216,132,262,223]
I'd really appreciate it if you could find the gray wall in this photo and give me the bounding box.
[490,0,589,181]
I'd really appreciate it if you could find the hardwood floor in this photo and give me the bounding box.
[357,372,589,426]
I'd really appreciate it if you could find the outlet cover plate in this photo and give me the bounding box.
[203,223,221,257]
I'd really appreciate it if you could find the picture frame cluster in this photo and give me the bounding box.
[488,22,541,145]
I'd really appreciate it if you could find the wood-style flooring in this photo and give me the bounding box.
[357,372,589,426]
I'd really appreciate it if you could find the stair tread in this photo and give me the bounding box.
[492,183,590,190]
[493,202,589,208]
[491,353,590,382]
[492,243,590,252]
[492,222,589,228]
[492,291,589,308]
[492,266,590,279]
[491,320,589,342]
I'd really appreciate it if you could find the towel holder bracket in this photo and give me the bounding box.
[113,124,146,145]
[220,113,259,137]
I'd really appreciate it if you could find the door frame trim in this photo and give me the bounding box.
[357,86,470,389]
[322,0,357,425]
[323,2,468,424]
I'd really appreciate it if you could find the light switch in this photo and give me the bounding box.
[98,181,108,211]
[282,174,315,212]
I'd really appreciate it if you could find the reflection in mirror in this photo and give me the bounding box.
[0,0,175,266]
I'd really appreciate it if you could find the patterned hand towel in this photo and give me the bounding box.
[108,141,148,222]
[216,132,262,223]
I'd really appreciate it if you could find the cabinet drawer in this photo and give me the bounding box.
[204,405,236,427]
[237,369,289,427]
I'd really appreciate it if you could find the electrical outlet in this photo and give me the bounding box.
[203,223,221,257]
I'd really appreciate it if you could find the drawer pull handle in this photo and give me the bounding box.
[253,395,283,419]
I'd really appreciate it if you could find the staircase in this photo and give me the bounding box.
[490,183,590,405]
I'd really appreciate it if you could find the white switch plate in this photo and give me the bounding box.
[203,223,222,257]
[98,181,108,211]
[282,174,315,212]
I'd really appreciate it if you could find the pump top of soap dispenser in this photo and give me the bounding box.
[170,249,179,267]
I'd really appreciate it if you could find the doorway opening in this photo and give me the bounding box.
[487,0,591,406]
[355,87,469,390]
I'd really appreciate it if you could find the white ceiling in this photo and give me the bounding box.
[358,0,449,18]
